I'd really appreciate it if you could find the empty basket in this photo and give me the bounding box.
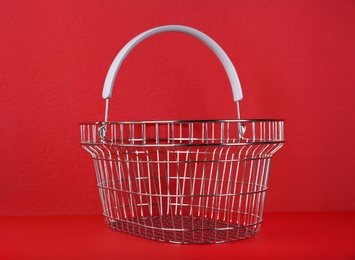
[80,25,285,244]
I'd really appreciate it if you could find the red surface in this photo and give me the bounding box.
[1,212,354,259]
[1,1,355,216]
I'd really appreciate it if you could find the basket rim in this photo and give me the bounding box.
[79,118,285,125]
[80,140,285,147]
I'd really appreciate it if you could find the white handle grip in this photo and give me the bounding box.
[102,25,243,102]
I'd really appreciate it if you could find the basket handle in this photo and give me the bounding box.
[102,25,243,121]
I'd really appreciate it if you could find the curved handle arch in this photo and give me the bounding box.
[102,25,243,102]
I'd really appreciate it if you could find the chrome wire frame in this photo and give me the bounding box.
[80,119,284,244]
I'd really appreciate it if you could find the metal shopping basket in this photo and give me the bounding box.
[80,25,285,244]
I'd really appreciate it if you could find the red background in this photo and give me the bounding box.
[1,0,354,216]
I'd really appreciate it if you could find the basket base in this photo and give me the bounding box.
[104,215,261,244]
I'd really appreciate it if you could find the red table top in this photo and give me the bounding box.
[1,212,354,259]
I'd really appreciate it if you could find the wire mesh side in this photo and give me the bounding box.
[80,120,284,243]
